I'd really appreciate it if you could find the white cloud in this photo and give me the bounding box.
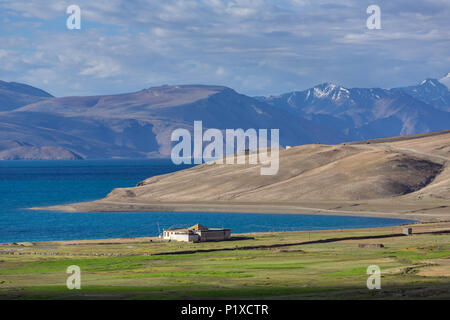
[1,0,450,96]
[152,27,168,37]
[216,66,225,76]
[0,49,8,59]
[78,58,122,78]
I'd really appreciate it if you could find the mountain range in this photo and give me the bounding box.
[0,76,449,159]
[257,79,450,139]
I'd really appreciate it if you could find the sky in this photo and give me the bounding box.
[0,0,449,97]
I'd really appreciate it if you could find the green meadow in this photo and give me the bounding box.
[0,222,449,300]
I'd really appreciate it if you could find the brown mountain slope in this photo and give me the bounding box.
[387,132,450,201]
[42,130,450,221]
[107,145,442,202]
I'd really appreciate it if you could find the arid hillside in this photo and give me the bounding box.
[107,130,449,202]
[44,130,450,221]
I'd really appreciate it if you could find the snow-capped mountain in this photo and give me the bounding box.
[393,78,450,112]
[258,79,450,140]
[262,83,390,120]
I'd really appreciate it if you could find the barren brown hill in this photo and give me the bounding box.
[42,130,450,221]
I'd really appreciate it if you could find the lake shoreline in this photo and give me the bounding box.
[34,197,450,222]
[0,221,421,247]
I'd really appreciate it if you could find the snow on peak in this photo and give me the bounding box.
[313,84,335,98]
[440,73,450,89]
[420,78,438,87]
[312,83,350,100]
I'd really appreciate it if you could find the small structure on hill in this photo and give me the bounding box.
[402,227,413,236]
[358,243,384,248]
[163,224,231,243]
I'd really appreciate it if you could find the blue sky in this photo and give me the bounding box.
[0,0,449,97]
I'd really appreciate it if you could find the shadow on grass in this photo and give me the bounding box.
[2,280,450,300]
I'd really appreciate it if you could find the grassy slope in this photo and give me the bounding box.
[0,222,449,300]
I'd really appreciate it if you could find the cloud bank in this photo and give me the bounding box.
[0,0,449,96]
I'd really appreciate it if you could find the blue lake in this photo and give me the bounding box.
[0,160,416,243]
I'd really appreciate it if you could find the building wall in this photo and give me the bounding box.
[198,230,231,241]
[163,231,199,242]
[163,229,231,242]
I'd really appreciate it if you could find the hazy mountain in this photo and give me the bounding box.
[0,112,160,159]
[0,139,33,151]
[0,80,53,111]
[0,85,345,159]
[0,140,83,160]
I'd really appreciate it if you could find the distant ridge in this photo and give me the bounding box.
[0,80,53,111]
[349,129,450,145]
[392,78,450,112]
[0,140,84,160]
[0,77,449,159]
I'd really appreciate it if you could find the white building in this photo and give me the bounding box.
[163,224,231,243]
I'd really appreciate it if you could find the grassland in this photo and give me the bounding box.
[0,222,449,300]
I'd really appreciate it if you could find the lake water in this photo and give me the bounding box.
[0,160,416,243]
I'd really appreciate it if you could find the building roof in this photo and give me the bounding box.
[165,229,196,234]
[166,224,230,233]
[188,224,208,231]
